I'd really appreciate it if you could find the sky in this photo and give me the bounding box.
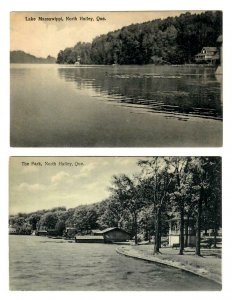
[9,156,146,215]
[10,11,202,58]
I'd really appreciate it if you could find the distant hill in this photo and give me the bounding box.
[10,50,56,64]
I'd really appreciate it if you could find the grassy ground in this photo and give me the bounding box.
[116,244,222,284]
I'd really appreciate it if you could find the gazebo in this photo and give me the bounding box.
[168,217,196,247]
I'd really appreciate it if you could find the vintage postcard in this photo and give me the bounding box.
[9,156,222,290]
[10,11,222,147]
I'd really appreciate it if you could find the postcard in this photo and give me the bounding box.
[9,156,222,290]
[10,11,222,147]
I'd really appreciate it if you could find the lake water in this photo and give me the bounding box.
[9,236,220,291]
[10,64,222,147]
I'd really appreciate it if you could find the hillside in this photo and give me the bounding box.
[10,50,56,64]
[57,11,222,65]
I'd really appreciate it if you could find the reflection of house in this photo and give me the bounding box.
[195,47,219,64]
[168,217,196,247]
[75,227,130,243]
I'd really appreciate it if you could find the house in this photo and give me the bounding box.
[9,226,17,235]
[75,227,130,243]
[100,227,130,243]
[168,217,196,247]
[36,229,48,236]
[195,47,219,64]
[65,227,77,238]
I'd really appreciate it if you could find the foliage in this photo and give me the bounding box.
[10,157,221,256]
[56,11,222,65]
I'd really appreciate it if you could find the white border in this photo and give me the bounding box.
[1,0,232,299]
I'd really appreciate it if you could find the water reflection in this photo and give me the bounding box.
[58,65,222,120]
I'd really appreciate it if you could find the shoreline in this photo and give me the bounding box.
[116,245,221,285]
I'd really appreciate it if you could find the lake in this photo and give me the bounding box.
[9,235,221,291]
[10,64,222,147]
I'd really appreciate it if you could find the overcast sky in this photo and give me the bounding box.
[10,11,202,58]
[9,157,146,215]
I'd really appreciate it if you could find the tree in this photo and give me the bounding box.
[26,214,41,230]
[55,220,66,236]
[97,196,126,229]
[39,212,58,229]
[72,205,98,234]
[110,174,145,244]
[138,157,172,254]
[168,157,192,255]
[189,157,221,256]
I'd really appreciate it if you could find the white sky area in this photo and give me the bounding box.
[10,157,145,215]
[10,11,203,58]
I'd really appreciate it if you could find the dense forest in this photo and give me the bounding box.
[57,11,222,65]
[10,157,221,256]
[10,50,56,64]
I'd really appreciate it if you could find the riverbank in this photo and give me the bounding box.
[116,244,221,285]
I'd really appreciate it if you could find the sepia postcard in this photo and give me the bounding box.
[9,156,222,291]
[10,11,222,147]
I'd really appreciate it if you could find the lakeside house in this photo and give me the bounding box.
[9,226,17,235]
[195,47,219,64]
[75,227,130,243]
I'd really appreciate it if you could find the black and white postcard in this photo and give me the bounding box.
[9,156,222,291]
[10,11,222,147]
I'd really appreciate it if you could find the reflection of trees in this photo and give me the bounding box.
[58,66,222,119]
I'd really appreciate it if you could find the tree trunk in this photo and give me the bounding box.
[195,190,203,256]
[134,214,138,245]
[213,227,218,248]
[154,209,161,254]
[179,204,184,255]
[185,216,189,247]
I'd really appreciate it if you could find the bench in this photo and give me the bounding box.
[200,239,212,249]
[172,243,180,249]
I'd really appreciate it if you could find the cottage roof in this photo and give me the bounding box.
[202,47,217,51]
[100,227,130,235]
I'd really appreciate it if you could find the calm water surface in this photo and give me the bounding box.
[9,236,220,291]
[10,64,222,147]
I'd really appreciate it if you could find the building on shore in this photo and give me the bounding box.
[168,217,196,247]
[194,47,219,64]
[75,227,130,243]
[9,226,17,235]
